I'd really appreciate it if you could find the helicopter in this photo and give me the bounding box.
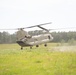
[16,22,53,50]
[0,22,76,50]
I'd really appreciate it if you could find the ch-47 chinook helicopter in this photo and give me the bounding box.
[0,22,76,49]
[16,22,53,50]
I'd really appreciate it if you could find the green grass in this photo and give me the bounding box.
[0,43,76,75]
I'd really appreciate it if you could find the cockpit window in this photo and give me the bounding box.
[48,35,51,39]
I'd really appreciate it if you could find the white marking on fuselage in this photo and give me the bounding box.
[29,39,49,45]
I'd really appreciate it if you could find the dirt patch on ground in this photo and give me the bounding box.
[49,46,76,52]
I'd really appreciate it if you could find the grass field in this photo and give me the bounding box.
[0,43,76,75]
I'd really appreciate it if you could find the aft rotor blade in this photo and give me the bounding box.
[24,22,52,29]
[0,22,52,30]
[0,28,17,30]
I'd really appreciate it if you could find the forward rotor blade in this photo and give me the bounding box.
[49,27,76,31]
[37,25,49,32]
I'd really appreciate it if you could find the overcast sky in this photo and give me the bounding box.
[0,0,76,33]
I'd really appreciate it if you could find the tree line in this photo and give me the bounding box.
[0,32,16,44]
[0,30,76,44]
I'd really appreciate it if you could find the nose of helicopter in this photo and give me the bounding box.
[49,34,53,41]
[51,36,53,40]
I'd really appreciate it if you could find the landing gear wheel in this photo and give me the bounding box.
[36,45,39,47]
[21,47,23,50]
[30,46,32,49]
[44,44,47,47]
